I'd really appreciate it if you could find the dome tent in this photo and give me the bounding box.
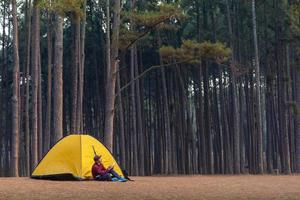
[31,134,124,180]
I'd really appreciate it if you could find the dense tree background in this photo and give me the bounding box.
[1,0,300,177]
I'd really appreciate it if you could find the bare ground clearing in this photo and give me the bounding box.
[0,175,300,200]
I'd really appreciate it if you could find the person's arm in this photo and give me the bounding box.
[107,163,115,171]
[99,164,108,175]
[94,164,107,175]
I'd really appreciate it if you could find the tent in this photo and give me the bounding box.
[31,134,124,180]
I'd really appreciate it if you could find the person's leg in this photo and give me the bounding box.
[100,173,112,181]
[95,175,102,181]
[108,169,122,179]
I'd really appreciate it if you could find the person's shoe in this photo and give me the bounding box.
[117,177,127,182]
[111,177,119,182]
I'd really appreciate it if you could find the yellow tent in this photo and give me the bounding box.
[31,134,124,180]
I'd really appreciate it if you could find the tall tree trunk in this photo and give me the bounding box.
[286,44,294,172]
[135,48,145,175]
[221,69,233,174]
[44,9,52,153]
[203,62,213,174]
[11,0,20,177]
[24,0,32,175]
[195,3,206,173]
[104,0,121,151]
[77,0,87,133]
[226,0,240,174]
[282,44,291,174]
[31,1,40,168]
[130,47,138,174]
[1,1,9,176]
[104,0,112,144]
[38,44,43,159]
[266,73,274,173]
[161,67,172,174]
[251,0,263,174]
[295,57,300,172]
[117,65,126,168]
[70,14,80,133]
[158,34,172,174]
[127,0,139,175]
[239,78,246,173]
[53,14,64,143]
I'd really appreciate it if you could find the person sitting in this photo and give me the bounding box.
[92,155,127,182]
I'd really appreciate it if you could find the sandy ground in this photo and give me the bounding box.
[0,175,300,200]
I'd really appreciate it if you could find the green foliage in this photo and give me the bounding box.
[39,0,84,16]
[159,40,231,65]
[125,4,185,27]
[156,23,179,31]
[119,3,185,49]
[118,28,142,50]
[159,45,176,61]
[285,1,300,39]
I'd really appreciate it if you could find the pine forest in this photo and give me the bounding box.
[1,0,300,177]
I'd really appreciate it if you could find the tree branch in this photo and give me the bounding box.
[124,16,173,50]
[115,59,192,97]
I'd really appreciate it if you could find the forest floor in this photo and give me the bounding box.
[0,175,300,200]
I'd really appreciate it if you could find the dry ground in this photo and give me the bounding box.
[0,175,300,200]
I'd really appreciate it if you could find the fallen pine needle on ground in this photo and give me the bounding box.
[0,175,300,200]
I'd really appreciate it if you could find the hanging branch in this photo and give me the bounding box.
[115,58,233,97]
[123,20,170,50]
[115,59,192,97]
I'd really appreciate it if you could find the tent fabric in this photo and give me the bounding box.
[31,134,124,180]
